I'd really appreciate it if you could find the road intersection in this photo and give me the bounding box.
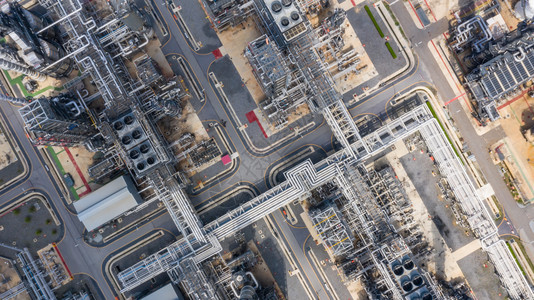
[0,0,529,298]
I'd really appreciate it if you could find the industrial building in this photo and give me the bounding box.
[73,175,143,232]
[0,0,530,298]
[0,2,73,79]
[140,283,184,300]
[464,26,534,121]
[450,5,534,122]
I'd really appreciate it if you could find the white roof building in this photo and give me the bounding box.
[74,175,142,231]
[515,0,534,20]
[141,283,184,300]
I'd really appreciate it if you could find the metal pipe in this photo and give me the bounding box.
[0,58,45,81]
[36,4,83,34]
[514,46,527,62]
[0,48,26,69]
[65,101,82,117]
[95,18,121,33]
[245,272,259,289]
[40,35,90,72]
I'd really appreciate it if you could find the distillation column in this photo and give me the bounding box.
[0,92,28,105]
[0,47,46,81]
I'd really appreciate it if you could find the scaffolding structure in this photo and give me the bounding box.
[18,97,97,147]
[0,243,57,300]
[167,257,216,300]
[246,35,308,128]
[200,0,255,31]
[310,206,353,257]
[39,0,128,109]
[117,103,433,293]
[420,119,534,299]
[0,283,26,300]
[296,0,322,15]
[315,9,363,80]
[33,0,533,297]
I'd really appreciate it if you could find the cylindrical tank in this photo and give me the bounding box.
[40,40,60,61]
[0,57,45,81]
[232,271,247,290]
[22,9,45,31]
[239,285,257,300]
[515,0,534,20]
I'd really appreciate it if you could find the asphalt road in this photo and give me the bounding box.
[386,0,534,257]
[0,0,527,299]
[0,1,444,298]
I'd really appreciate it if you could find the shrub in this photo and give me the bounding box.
[13,208,20,215]
[52,229,57,235]
[385,42,397,59]
[35,229,42,235]
[29,206,36,213]
[365,5,385,38]
[45,219,52,225]
[24,216,31,223]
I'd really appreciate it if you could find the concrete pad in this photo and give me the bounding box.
[451,239,482,262]
[0,127,17,170]
[477,183,495,199]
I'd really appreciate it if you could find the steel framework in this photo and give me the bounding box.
[0,283,26,300]
[167,257,216,300]
[310,206,353,257]
[38,0,532,296]
[16,247,56,300]
[420,119,534,299]
[39,0,127,109]
[117,103,433,292]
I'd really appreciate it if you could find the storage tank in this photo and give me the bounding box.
[239,285,257,300]
[515,0,534,20]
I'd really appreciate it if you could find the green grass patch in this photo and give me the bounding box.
[47,146,79,200]
[365,5,385,38]
[507,241,527,277]
[2,70,63,98]
[426,101,464,165]
[513,238,534,274]
[385,42,397,59]
[500,162,524,203]
[383,2,406,38]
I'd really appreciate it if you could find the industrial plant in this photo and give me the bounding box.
[449,0,534,123]
[0,0,531,299]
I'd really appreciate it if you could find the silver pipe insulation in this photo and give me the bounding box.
[0,92,28,105]
[0,58,46,81]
